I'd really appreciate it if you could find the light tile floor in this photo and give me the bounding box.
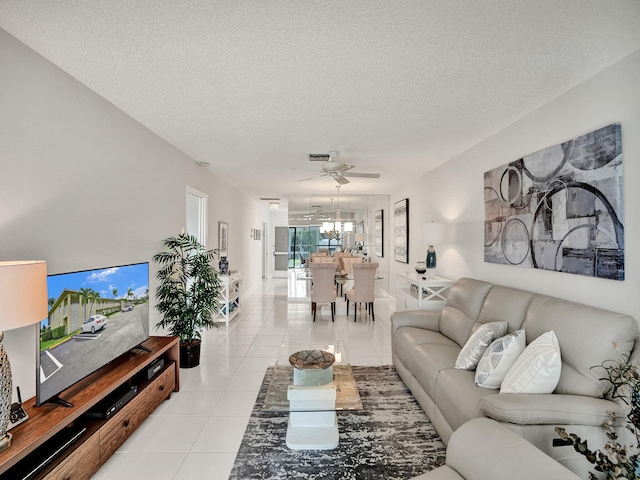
[93,273,394,480]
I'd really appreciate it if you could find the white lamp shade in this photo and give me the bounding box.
[354,233,364,242]
[421,222,446,244]
[0,261,48,331]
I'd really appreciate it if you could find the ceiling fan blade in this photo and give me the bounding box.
[297,174,326,182]
[335,162,355,173]
[342,172,380,178]
[334,174,350,185]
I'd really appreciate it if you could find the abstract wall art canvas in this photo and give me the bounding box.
[484,123,624,280]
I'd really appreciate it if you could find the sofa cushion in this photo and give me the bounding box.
[476,285,535,332]
[522,295,639,397]
[501,330,561,394]
[412,342,461,398]
[454,321,507,370]
[439,278,493,347]
[475,329,526,389]
[394,327,459,373]
[434,368,497,431]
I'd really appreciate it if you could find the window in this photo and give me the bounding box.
[288,226,342,267]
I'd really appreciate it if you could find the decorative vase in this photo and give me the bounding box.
[415,261,426,274]
[219,256,228,274]
[426,245,437,278]
[180,340,202,368]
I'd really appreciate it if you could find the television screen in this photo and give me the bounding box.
[37,262,150,406]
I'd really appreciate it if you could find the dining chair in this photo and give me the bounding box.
[345,262,379,322]
[340,256,362,276]
[309,262,338,322]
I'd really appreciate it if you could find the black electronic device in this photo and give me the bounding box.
[8,386,28,430]
[146,357,165,380]
[83,384,138,420]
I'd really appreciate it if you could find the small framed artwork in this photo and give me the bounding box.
[394,199,409,263]
[374,209,383,257]
[218,221,228,257]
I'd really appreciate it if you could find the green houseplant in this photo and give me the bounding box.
[556,355,640,479]
[153,233,221,368]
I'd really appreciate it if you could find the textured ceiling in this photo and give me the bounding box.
[2,1,640,212]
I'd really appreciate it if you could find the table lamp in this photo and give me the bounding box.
[0,260,47,452]
[421,222,445,278]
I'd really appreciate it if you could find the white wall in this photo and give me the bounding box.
[390,49,640,322]
[0,28,266,401]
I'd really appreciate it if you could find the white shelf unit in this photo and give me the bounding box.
[396,272,453,312]
[215,271,242,324]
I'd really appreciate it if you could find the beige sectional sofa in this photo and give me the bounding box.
[392,277,639,477]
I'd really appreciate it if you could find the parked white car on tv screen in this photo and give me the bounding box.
[82,314,107,334]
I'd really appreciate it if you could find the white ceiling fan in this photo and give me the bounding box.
[297,151,381,185]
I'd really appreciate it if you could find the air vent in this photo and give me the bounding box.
[309,154,330,162]
[260,197,281,201]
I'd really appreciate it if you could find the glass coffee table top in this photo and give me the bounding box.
[263,341,363,412]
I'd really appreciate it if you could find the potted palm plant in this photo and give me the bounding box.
[153,233,221,368]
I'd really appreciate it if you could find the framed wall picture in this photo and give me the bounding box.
[394,199,409,263]
[484,123,623,280]
[218,221,228,257]
[374,209,384,257]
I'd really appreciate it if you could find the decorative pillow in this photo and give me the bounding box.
[500,330,561,394]
[475,330,526,389]
[454,321,508,370]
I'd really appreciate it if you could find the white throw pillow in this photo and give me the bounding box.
[475,330,526,389]
[454,321,508,371]
[500,330,562,394]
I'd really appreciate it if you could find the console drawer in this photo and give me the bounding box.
[43,433,99,480]
[145,362,176,415]
[98,392,146,466]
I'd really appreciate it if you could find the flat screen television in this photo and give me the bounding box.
[36,262,150,407]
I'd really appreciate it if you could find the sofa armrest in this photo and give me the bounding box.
[479,393,627,426]
[410,418,581,480]
[391,309,441,333]
[446,418,581,480]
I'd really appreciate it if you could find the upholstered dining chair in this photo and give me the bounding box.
[345,262,378,322]
[333,252,347,272]
[310,255,335,264]
[340,256,362,276]
[309,262,338,322]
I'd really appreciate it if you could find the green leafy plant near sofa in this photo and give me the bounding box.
[555,355,640,480]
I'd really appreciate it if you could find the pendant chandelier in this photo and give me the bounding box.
[320,186,353,240]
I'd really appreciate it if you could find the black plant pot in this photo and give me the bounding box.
[180,340,202,368]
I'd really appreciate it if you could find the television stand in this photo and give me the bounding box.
[133,343,152,353]
[42,395,74,408]
[0,336,180,479]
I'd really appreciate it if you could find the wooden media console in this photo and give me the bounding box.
[0,336,180,479]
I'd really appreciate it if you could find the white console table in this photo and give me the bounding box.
[396,272,453,312]
[215,270,242,324]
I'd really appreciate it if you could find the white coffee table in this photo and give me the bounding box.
[271,342,355,450]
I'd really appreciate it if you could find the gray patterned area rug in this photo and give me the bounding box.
[229,365,446,480]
